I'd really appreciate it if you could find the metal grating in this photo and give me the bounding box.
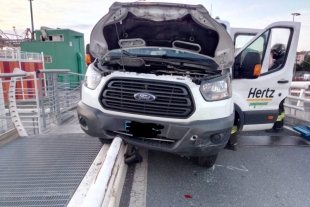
[0,134,102,207]
[100,78,195,118]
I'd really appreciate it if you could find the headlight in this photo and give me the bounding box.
[84,64,102,89]
[200,75,231,101]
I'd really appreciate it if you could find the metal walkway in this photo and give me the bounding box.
[0,134,102,207]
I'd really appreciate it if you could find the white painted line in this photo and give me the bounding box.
[67,144,110,207]
[283,125,300,134]
[129,149,148,207]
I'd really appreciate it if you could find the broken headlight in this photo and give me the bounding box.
[199,75,231,101]
[84,64,102,90]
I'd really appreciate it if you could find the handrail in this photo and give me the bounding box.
[286,81,310,115]
[37,69,70,73]
[68,72,85,76]
[0,72,27,78]
[291,81,309,89]
[58,72,85,77]
[286,95,310,103]
[0,51,42,61]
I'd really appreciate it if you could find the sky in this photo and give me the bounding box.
[1,0,309,51]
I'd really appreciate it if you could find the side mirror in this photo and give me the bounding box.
[238,52,261,79]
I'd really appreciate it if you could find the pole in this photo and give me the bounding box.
[38,71,46,128]
[292,13,301,22]
[29,0,35,41]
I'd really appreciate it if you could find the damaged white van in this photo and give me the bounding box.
[78,2,300,167]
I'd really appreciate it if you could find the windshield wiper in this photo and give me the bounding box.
[143,58,218,72]
[138,55,217,69]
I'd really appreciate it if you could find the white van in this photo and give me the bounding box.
[78,2,300,168]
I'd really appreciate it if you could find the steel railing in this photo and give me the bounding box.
[285,81,310,119]
[0,68,85,137]
[37,69,84,128]
[0,50,42,61]
[0,69,41,136]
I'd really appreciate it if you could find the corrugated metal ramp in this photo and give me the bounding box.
[0,133,102,207]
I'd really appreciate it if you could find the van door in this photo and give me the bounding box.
[232,21,301,131]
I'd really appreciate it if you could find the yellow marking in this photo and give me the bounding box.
[247,98,273,102]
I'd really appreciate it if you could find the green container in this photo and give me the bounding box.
[21,28,86,85]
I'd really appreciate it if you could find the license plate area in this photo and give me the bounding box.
[125,120,164,138]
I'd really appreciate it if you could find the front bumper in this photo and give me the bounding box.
[77,101,234,157]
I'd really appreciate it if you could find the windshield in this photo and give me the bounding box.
[106,47,219,69]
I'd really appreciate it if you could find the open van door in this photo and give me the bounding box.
[232,21,301,131]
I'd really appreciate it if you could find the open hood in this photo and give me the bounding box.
[90,2,234,69]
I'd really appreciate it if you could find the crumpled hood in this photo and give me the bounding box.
[90,2,234,69]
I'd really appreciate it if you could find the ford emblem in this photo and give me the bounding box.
[134,93,156,101]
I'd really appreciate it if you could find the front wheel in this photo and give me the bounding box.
[198,153,218,168]
[98,138,113,145]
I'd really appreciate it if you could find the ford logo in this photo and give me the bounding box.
[134,93,156,101]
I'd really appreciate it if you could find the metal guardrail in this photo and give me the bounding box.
[0,69,41,136]
[37,69,84,127]
[285,81,310,118]
[0,50,42,61]
[0,68,85,137]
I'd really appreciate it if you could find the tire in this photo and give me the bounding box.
[98,138,113,145]
[198,153,218,168]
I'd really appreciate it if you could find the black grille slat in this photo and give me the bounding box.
[104,90,191,106]
[104,103,189,116]
[100,78,195,118]
[109,80,186,94]
[105,103,188,114]
[109,87,184,94]
[102,99,188,110]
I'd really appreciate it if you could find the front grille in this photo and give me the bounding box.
[100,78,195,118]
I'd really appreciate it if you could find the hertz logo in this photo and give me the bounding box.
[247,88,274,102]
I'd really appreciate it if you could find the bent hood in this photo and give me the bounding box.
[90,2,234,69]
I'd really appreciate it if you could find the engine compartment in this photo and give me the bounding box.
[94,55,222,84]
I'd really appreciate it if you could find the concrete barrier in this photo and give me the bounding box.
[79,137,128,207]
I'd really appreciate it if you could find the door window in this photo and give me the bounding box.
[234,31,269,79]
[264,28,291,74]
[234,27,292,78]
[235,34,256,53]
[240,30,269,65]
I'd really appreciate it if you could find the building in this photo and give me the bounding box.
[21,27,86,75]
[296,51,308,65]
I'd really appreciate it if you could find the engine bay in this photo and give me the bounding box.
[94,54,222,84]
